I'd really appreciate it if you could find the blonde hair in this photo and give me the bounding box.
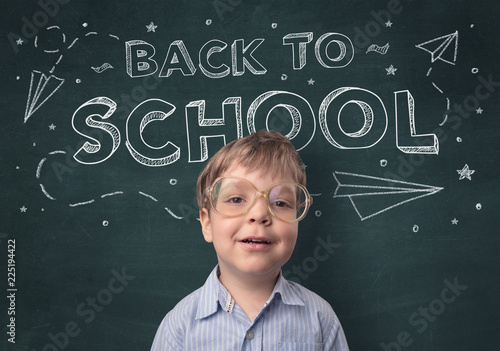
[196,131,306,210]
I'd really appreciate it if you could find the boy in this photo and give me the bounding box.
[151,131,349,350]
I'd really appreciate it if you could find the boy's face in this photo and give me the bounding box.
[200,164,299,281]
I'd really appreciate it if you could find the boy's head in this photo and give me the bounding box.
[197,131,310,280]
[196,131,306,212]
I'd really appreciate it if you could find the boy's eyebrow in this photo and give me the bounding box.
[270,184,293,192]
[214,179,245,195]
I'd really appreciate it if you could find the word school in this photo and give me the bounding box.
[71,88,438,167]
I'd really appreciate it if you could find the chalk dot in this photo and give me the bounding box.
[16,166,20,170]
[76,79,81,84]
[83,23,88,27]
[281,74,288,81]
[412,225,419,233]
[206,19,212,26]
[169,179,178,186]
[380,159,388,167]
[315,210,322,217]
[470,24,475,28]
[271,23,278,29]
[16,76,20,80]
[476,203,482,210]
[456,137,462,142]
[102,220,109,226]
[471,68,479,74]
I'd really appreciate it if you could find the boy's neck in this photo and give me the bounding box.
[218,266,279,322]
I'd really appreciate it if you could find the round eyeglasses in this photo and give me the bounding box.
[206,177,313,222]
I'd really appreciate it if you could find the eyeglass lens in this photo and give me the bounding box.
[211,178,308,221]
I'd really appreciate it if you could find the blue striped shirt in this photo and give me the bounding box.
[151,266,349,350]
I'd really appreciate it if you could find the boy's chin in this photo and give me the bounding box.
[232,263,283,279]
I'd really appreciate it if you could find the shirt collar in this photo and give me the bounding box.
[195,266,222,320]
[195,266,304,320]
[272,271,305,307]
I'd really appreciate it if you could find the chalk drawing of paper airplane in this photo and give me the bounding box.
[415,31,458,65]
[24,70,65,123]
[333,171,443,221]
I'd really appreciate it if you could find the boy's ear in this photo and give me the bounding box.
[199,208,213,243]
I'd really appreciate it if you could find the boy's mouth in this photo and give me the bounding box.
[240,238,272,245]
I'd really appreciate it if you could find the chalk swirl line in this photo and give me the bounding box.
[165,207,183,220]
[36,155,184,220]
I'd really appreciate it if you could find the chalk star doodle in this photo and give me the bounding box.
[308,78,315,85]
[20,206,27,213]
[457,164,475,180]
[48,124,56,130]
[451,218,459,225]
[146,22,158,32]
[476,107,483,114]
[332,171,443,221]
[16,38,24,45]
[415,31,458,65]
[385,21,393,27]
[386,64,397,75]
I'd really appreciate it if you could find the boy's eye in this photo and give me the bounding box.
[272,200,293,209]
[225,196,245,204]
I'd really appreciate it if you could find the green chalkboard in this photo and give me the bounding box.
[2,0,500,350]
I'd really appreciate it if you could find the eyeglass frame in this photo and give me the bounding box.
[204,176,313,223]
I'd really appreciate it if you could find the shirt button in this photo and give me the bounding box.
[245,329,254,340]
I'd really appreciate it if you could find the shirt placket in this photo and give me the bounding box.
[241,316,263,351]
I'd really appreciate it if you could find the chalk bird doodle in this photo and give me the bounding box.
[91,63,114,73]
[332,171,443,221]
[415,31,458,65]
[366,43,390,55]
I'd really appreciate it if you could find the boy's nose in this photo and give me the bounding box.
[248,196,272,224]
